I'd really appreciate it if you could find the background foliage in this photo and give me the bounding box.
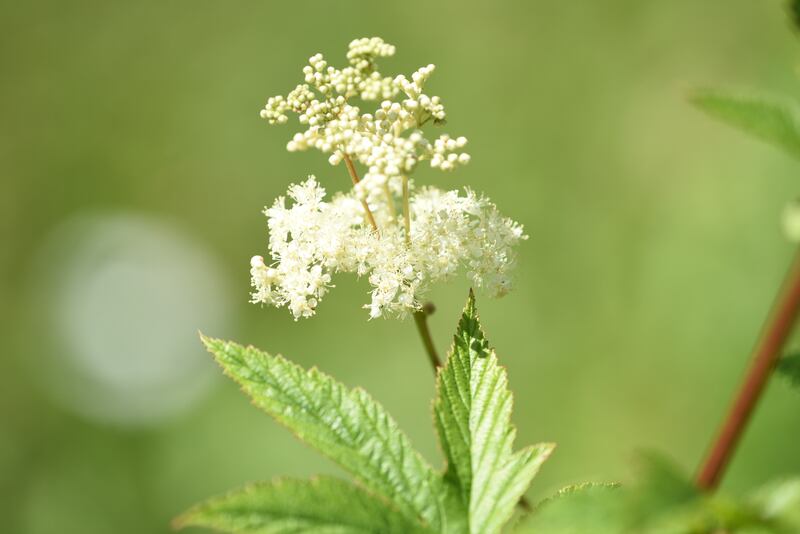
[2,1,800,533]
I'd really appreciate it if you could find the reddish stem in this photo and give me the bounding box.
[342,153,379,234]
[696,250,800,490]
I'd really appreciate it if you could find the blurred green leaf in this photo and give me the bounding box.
[791,0,800,32]
[626,453,699,526]
[748,477,800,530]
[622,455,777,533]
[174,476,433,533]
[515,483,624,534]
[200,335,447,531]
[515,456,798,533]
[690,89,800,159]
[777,352,800,389]
[434,291,554,534]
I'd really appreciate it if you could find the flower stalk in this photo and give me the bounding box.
[343,153,379,233]
[413,302,441,371]
[696,249,800,490]
[402,175,411,245]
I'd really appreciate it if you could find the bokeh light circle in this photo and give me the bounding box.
[28,212,231,426]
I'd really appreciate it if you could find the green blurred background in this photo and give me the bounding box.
[3,1,800,532]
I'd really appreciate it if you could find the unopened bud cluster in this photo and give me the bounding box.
[259,37,469,199]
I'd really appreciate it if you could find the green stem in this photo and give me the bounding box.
[413,303,441,372]
[402,174,411,246]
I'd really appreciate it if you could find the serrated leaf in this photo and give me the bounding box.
[201,335,446,531]
[690,89,800,159]
[434,291,554,534]
[174,476,432,534]
[777,352,800,389]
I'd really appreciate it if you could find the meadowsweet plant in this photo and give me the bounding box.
[178,24,800,534]
[176,38,557,534]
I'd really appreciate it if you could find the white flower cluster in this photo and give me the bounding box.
[250,177,526,319]
[251,38,527,320]
[259,37,470,200]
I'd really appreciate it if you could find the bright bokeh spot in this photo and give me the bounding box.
[29,212,231,426]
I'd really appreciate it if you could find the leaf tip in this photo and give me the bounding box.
[686,87,719,111]
[541,441,557,452]
[527,442,557,465]
[539,442,557,458]
[170,510,192,531]
[465,287,477,316]
[198,331,215,349]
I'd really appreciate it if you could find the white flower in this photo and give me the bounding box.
[250,177,526,320]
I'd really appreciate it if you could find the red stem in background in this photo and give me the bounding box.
[696,250,800,490]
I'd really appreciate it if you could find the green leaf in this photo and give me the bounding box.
[748,477,800,531]
[434,290,554,534]
[201,335,446,531]
[791,0,800,33]
[690,89,800,159]
[174,476,432,534]
[777,352,800,389]
[626,453,699,525]
[605,455,774,533]
[515,483,624,534]
[517,456,800,534]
